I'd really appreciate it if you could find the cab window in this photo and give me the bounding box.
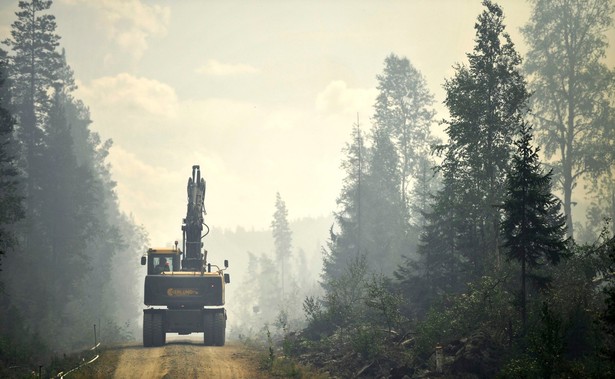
[153,256,173,273]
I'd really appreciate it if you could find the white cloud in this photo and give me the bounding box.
[315,80,377,116]
[62,0,170,61]
[108,146,185,241]
[73,74,356,237]
[110,145,176,209]
[195,59,259,76]
[76,73,178,117]
[262,108,304,131]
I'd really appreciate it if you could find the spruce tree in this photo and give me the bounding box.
[395,157,466,317]
[441,0,530,278]
[396,0,531,312]
[322,120,368,289]
[272,192,292,299]
[363,123,406,275]
[501,123,568,329]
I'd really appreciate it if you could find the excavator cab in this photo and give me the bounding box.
[142,248,181,275]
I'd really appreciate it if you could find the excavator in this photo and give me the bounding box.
[140,165,230,347]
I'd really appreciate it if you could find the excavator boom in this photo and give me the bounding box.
[182,165,207,271]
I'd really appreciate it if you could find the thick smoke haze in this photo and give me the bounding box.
[4,0,609,246]
[0,0,612,243]
[1,2,614,377]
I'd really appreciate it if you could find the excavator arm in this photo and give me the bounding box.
[182,165,207,271]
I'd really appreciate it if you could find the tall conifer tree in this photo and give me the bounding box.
[272,192,292,298]
[3,0,61,199]
[322,121,368,289]
[441,0,530,277]
[0,48,23,270]
[396,1,530,308]
[501,123,568,329]
[363,124,406,274]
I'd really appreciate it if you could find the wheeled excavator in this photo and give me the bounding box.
[140,165,230,347]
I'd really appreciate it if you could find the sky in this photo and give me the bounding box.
[0,0,613,246]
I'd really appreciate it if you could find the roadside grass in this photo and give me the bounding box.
[255,348,329,379]
[61,346,121,379]
[240,332,329,379]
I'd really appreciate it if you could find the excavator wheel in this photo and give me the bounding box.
[152,313,165,347]
[212,311,226,346]
[143,313,153,347]
[203,312,214,346]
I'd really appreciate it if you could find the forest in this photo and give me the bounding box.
[0,0,148,374]
[1,0,615,378]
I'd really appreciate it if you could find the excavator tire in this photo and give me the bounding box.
[212,311,226,346]
[203,312,214,346]
[152,313,165,347]
[143,313,153,347]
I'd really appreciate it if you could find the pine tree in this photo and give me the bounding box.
[272,192,292,299]
[21,85,91,346]
[3,0,61,198]
[0,48,24,271]
[522,0,615,238]
[4,0,61,117]
[501,123,569,329]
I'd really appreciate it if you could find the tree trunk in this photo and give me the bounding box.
[564,41,575,239]
[563,173,573,239]
[521,253,527,333]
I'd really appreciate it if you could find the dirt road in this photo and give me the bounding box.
[110,335,266,379]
